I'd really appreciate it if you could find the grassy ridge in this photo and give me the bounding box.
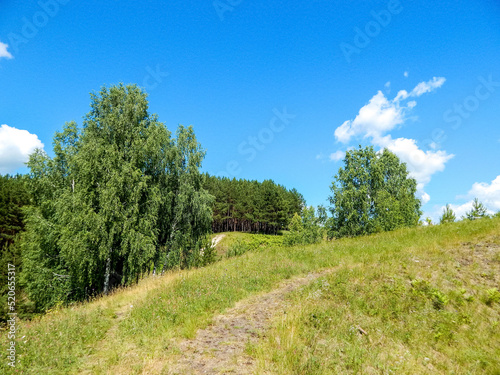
[253,220,500,374]
[0,218,499,374]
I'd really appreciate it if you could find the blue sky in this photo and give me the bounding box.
[1,0,499,221]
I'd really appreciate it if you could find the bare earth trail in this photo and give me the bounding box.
[211,234,226,248]
[165,269,333,375]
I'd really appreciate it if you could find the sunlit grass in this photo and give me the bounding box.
[0,217,498,374]
[254,218,500,374]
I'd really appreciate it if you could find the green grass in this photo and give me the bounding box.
[1,218,499,374]
[214,231,284,257]
[254,220,500,374]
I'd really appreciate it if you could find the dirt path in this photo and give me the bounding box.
[166,270,332,375]
[211,233,226,248]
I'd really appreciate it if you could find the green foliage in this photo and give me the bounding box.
[197,237,218,267]
[203,175,304,234]
[0,175,33,322]
[411,279,449,310]
[0,174,30,248]
[21,84,213,311]
[439,204,456,224]
[484,288,500,306]
[226,234,284,258]
[283,213,304,246]
[464,198,489,220]
[284,207,324,246]
[2,212,499,373]
[327,146,422,238]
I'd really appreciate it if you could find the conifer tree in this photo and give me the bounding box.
[439,204,456,224]
[464,198,489,220]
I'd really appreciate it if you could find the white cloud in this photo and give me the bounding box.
[333,76,451,204]
[375,136,454,186]
[0,125,44,174]
[420,192,431,205]
[334,91,407,143]
[429,175,500,221]
[468,176,500,211]
[404,71,409,78]
[410,77,446,97]
[0,42,13,60]
[329,150,345,162]
[373,135,454,203]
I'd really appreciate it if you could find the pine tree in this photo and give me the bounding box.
[439,204,456,224]
[464,198,489,220]
[202,175,304,234]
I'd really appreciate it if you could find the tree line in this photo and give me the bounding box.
[0,175,33,319]
[2,84,498,319]
[3,84,217,314]
[0,84,310,318]
[203,175,304,234]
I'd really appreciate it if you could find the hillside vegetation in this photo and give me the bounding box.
[1,217,499,374]
[203,175,304,234]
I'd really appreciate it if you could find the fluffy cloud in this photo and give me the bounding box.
[410,77,446,97]
[374,136,454,188]
[467,176,500,211]
[0,42,13,60]
[335,78,445,145]
[394,77,446,101]
[329,150,345,162]
[0,124,44,174]
[333,77,451,203]
[432,175,500,221]
[334,91,407,143]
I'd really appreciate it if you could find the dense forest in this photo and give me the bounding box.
[0,175,29,250]
[203,175,304,234]
[0,84,310,317]
[0,175,33,319]
[2,84,495,321]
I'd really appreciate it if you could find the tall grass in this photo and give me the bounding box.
[253,219,500,374]
[0,218,498,374]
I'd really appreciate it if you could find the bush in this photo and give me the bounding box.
[283,207,324,246]
[226,235,284,258]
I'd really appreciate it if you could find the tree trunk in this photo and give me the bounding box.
[103,257,111,295]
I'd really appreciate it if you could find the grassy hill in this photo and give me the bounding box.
[1,218,499,374]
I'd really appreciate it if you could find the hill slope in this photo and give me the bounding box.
[1,218,499,374]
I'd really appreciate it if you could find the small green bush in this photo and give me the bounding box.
[484,288,500,306]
